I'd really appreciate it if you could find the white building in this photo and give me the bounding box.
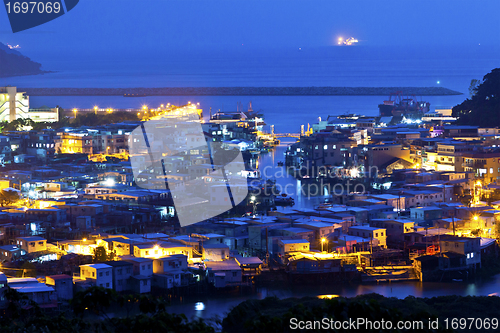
[0,87,58,123]
[0,86,29,122]
[153,254,188,274]
[278,239,310,256]
[79,263,113,289]
[348,226,387,248]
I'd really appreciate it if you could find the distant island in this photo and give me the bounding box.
[19,86,462,96]
[0,42,47,78]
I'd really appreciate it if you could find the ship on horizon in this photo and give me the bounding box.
[337,37,358,46]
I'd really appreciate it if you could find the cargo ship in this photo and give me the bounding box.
[378,91,430,119]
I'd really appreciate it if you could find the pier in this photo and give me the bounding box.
[274,133,301,139]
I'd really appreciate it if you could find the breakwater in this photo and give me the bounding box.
[19,87,462,96]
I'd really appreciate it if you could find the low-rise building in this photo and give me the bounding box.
[278,239,310,256]
[439,236,481,269]
[123,257,153,277]
[105,261,133,292]
[202,244,230,261]
[79,263,113,289]
[348,226,387,248]
[16,236,47,253]
[153,254,188,274]
[7,277,57,308]
[205,259,242,288]
[0,245,26,261]
[45,274,73,301]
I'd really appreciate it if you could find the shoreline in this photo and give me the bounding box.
[18,86,463,96]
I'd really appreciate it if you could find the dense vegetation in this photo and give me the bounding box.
[0,286,215,333]
[2,287,500,332]
[223,294,500,332]
[452,68,500,127]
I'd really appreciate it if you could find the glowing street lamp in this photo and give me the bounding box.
[94,106,98,114]
[321,237,327,252]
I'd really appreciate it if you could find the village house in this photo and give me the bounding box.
[79,263,113,289]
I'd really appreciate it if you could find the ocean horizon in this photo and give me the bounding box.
[1,44,498,132]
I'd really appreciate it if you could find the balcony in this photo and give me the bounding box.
[462,161,486,169]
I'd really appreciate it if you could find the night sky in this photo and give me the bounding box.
[0,0,499,56]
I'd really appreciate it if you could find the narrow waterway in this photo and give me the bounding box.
[166,276,500,322]
[255,138,331,211]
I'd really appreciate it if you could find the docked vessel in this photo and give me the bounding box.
[378,91,430,119]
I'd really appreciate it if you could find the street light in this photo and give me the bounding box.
[321,237,326,252]
[73,108,77,118]
[94,106,98,114]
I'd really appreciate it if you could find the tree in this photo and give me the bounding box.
[453,68,500,127]
[71,286,117,319]
[469,79,481,98]
[0,189,20,206]
[93,246,108,262]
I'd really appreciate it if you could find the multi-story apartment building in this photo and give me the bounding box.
[0,87,29,122]
[56,131,100,154]
[462,152,500,184]
[435,141,476,172]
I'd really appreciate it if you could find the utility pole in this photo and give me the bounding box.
[452,208,456,236]
[265,227,269,267]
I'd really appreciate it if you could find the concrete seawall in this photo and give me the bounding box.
[19,87,462,96]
